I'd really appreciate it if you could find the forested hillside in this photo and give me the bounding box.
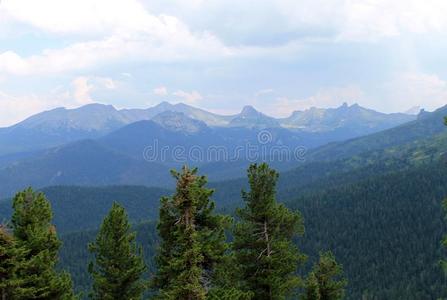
[55,161,447,299]
[0,186,170,233]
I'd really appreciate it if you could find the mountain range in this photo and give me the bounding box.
[0,101,441,198]
[0,102,415,156]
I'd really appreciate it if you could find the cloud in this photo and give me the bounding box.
[0,75,120,126]
[0,0,232,76]
[141,0,447,45]
[153,86,168,96]
[0,91,55,127]
[72,77,94,105]
[173,90,203,104]
[255,89,274,97]
[4,0,447,78]
[384,72,447,112]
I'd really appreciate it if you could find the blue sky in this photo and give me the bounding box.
[1,0,447,126]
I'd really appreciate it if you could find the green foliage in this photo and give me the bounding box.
[11,188,76,300]
[59,222,158,295]
[303,251,346,300]
[0,225,27,299]
[207,287,253,300]
[302,272,320,300]
[233,163,306,300]
[151,166,230,299]
[88,202,146,300]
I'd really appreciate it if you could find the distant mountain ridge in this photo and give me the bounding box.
[0,101,416,156]
[0,104,443,198]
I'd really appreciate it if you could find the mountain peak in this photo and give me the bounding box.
[154,101,174,110]
[404,106,422,115]
[78,103,117,113]
[240,105,259,116]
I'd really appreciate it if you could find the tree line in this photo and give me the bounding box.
[1,163,346,299]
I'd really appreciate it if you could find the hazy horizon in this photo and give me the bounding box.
[2,0,447,126]
[0,99,429,128]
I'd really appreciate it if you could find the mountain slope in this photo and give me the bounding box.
[0,139,171,198]
[306,104,447,162]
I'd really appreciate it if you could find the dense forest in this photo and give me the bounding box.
[1,163,346,299]
[53,161,447,299]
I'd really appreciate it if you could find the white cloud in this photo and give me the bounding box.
[2,0,166,35]
[0,91,56,126]
[0,0,232,76]
[3,0,447,78]
[384,72,447,112]
[173,90,203,105]
[153,86,168,96]
[141,0,447,44]
[0,75,120,126]
[255,89,274,97]
[72,77,94,105]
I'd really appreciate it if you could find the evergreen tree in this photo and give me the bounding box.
[302,273,321,300]
[233,163,306,300]
[11,188,75,300]
[88,202,146,300]
[303,251,347,300]
[151,166,231,299]
[0,224,27,300]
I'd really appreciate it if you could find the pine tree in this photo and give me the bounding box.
[11,188,75,300]
[303,251,347,300]
[0,224,26,300]
[151,166,231,299]
[233,163,306,300]
[302,273,321,300]
[88,202,146,300]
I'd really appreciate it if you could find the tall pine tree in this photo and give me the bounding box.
[302,251,347,300]
[233,163,306,300]
[151,166,231,299]
[11,188,75,300]
[88,202,147,300]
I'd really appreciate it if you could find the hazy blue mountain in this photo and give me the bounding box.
[0,104,440,197]
[280,102,415,135]
[0,104,130,155]
[306,104,447,162]
[0,139,172,198]
[0,101,416,156]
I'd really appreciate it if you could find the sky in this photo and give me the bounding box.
[1,0,447,126]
